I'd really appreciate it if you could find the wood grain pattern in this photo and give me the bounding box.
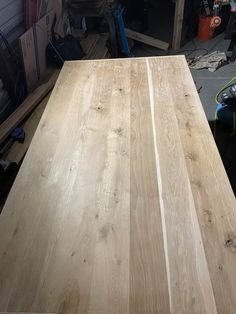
[4,94,50,164]
[0,57,235,314]
[125,28,169,51]
[0,71,59,145]
[172,0,185,49]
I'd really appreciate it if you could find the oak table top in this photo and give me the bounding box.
[0,57,236,314]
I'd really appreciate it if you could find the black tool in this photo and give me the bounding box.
[46,15,85,67]
[221,84,236,111]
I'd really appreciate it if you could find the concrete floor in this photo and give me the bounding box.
[183,34,236,121]
[133,33,236,121]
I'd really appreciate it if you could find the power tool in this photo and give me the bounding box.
[217,84,236,130]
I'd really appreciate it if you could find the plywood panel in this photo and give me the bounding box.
[0,57,235,314]
[19,28,38,91]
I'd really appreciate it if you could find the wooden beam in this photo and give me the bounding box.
[4,94,50,164]
[88,35,108,59]
[80,34,100,57]
[0,70,59,145]
[125,28,169,51]
[172,0,185,50]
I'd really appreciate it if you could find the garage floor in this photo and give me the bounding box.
[181,34,236,121]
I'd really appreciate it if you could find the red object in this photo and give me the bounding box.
[210,16,222,29]
[198,15,214,41]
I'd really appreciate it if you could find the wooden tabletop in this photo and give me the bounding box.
[0,56,236,313]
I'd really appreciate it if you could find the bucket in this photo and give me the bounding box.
[198,15,213,41]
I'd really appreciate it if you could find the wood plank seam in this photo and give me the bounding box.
[146,58,218,312]
[146,58,172,311]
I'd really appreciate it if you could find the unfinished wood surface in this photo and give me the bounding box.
[0,57,235,314]
[172,0,185,49]
[88,35,108,60]
[4,94,50,164]
[35,11,56,78]
[19,28,38,91]
[0,71,59,146]
[80,34,109,60]
[125,28,169,51]
[80,34,100,56]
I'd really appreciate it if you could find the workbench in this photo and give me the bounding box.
[0,56,236,313]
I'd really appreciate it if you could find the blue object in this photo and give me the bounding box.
[114,6,132,57]
[216,102,228,113]
[11,127,25,143]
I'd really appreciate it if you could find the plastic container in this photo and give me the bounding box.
[198,15,213,41]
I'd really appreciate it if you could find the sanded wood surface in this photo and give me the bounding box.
[0,57,235,314]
